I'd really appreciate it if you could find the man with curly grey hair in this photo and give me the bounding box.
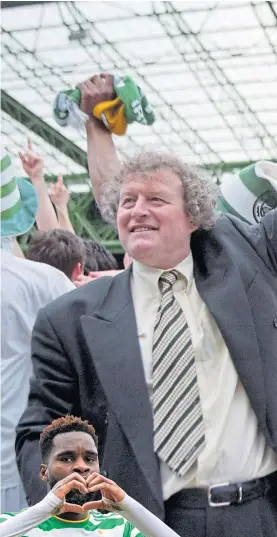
[17,75,277,537]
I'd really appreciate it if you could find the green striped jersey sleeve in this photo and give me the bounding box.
[122,519,145,537]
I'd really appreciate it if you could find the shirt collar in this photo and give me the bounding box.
[132,252,194,296]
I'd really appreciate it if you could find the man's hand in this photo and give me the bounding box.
[51,472,88,514]
[19,137,44,183]
[73,274,96,287]
[89,270,122,279]
[49,174,70,209]
[77,74,115,116]
[83,473,125,511]
[73,271,121,287]
[51,472,125,514]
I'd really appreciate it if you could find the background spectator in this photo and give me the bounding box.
[0,148,74,513]
[19,138,59,232]
[83,238,118,274]
[27,229,85,281]
[48,173,75,234]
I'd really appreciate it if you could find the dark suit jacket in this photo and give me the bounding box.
[16,211,277,519]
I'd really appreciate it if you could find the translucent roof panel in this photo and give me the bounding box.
[1,0,277,177]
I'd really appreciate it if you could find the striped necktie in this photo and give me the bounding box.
[152,270,205,476]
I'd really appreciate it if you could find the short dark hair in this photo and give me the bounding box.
[40,415,98,463]
[82,239,118,274]
[27,229,85,279]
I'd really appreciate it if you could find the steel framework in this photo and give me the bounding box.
[1,1,277,252]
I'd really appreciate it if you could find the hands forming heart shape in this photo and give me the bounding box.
[51,472,125,514]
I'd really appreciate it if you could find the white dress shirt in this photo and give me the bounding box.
[1,251,75,491]
[131,254,277,500]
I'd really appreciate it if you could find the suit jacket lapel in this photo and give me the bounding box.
[80,268,163,507]
[192,228,266,429]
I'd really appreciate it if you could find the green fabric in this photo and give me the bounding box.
[1,153,12,173]
[239,163,277,198]
[0,177,17,198]
[0,510,145,536]
[113,75,155,125]
[53,88,81,126]
[216,195,249,223]
[53,75,155,130]
[1,198,22,221]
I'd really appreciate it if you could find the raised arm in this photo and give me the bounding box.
[77,74,121,206]
[19,138,59,231]
[0,474,89,537]
[48,173,75,233]
[82,473,181,537]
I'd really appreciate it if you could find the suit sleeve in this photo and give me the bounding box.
[15,308,79,506]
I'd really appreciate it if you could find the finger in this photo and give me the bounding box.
[57,173,63,185]
[86,476,104,489]
[89,74,101,84]
[18,151,26,163]
[27,137,33,151]
[82,500,105,510]
[100,73,113,86]
[83,80,98,94]
[52,472,88,493]
[87,272,99,279]
[62,472,88,485]
[87,483,114,494]
[62,479,88,495]
[86,473,114,487]
[60,503,85,514]
[93,76,106,91]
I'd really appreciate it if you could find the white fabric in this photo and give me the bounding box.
[1,187,20,212]
[0,490,181,537]
[1,483,27,515]
[0,491,60,537]
[0,237,13,253]
[131,254,277,501]
[255,161,277,190]
[1,159,15,187]
[0,251,74,501]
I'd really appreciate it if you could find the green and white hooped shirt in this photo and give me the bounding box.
[0,509,143,536]
[0,490,180,537]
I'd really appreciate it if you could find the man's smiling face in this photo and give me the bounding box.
[117,169,197,269]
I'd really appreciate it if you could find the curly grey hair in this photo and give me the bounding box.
[99,151,218,230]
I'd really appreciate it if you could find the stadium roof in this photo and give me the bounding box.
[1,0,277,187]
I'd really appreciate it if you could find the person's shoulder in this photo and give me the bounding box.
[42,273,115,319]
[13,257,74,294]
[215,208,277,238]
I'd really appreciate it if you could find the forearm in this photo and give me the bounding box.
[0,492,60,537]
[86,118,121,206]
[34,181,59,231]
[118,494,181,537]
[56,206,75,233]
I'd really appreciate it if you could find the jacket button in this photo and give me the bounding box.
[273,317,277,328]
[101,470,108,477]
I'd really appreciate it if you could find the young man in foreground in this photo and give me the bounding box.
[0,416,180,537]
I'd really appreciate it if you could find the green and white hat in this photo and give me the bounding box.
[1,148,38,237]
[217,161,277,224]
